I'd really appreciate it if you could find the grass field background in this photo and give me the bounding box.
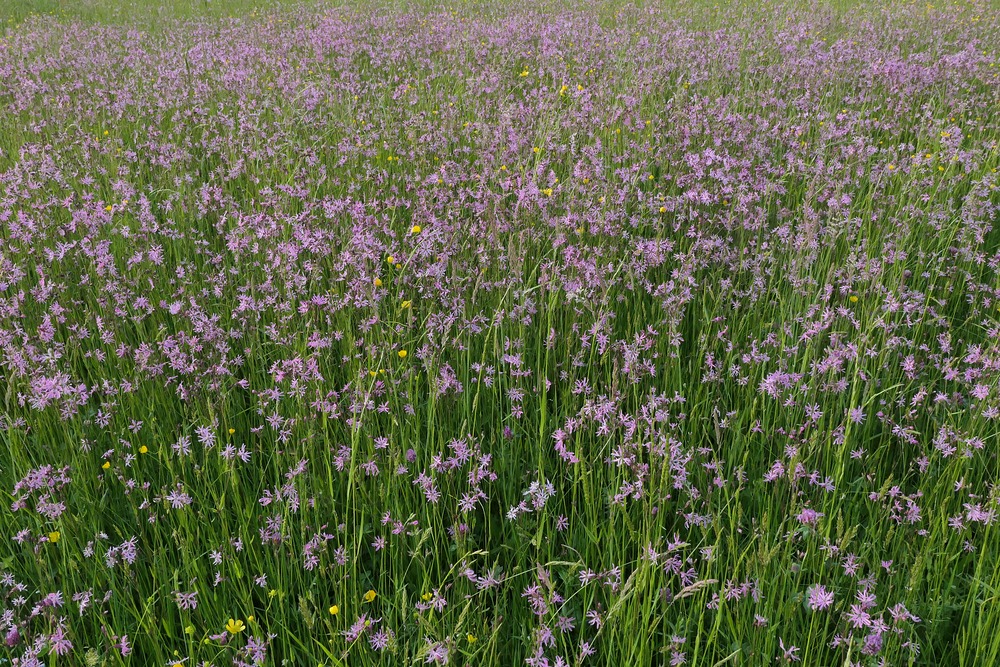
[0,0,999,665]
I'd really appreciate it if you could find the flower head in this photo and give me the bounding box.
[225,619,245,634]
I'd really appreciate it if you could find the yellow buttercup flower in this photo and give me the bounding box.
[411,225,421,234]
[467,633,477,643]
[401,300,411,309]
[329,605,339,615]
[397,350,407,359]
[225,619,245,634]
[374,277,383,287]
[386,255,394,264]
[105,205,113,212]
[363,589,377,602]
[47,531,60,544]
[139,445,148,454]
[102,461,111,470]
[228,428,235,435]
[849,295,859,303]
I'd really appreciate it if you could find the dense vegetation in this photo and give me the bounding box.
[0,0,998,665]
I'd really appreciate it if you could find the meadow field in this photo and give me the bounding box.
[0,0,998,665]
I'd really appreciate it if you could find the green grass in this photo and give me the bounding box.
[0,0,998,666]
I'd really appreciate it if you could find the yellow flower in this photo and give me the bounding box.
[411,225,421,234]
[401,300,411,309]
[139,446,148,454]
[386,255,395,264]
[887,164,895,171]
[225,619,245,634]
[363,589,377,602]
[542,188,553,197]
[47,531,60,543]
[369,370,378,377]
[659,206,666,213]
[329,605,339,616]
[532,146,540,154]
[102,461,111,470]
[421,592,432,601]
[398,350,407,359]
[849,295,859,303]
[228,428,235,435]
[247,615,254,623]
[105,205,113,212]
[184,625,194,635]
[374,277,383,287]
[467,633,477,643]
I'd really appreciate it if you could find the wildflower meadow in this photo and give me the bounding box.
[0,0,998,665]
